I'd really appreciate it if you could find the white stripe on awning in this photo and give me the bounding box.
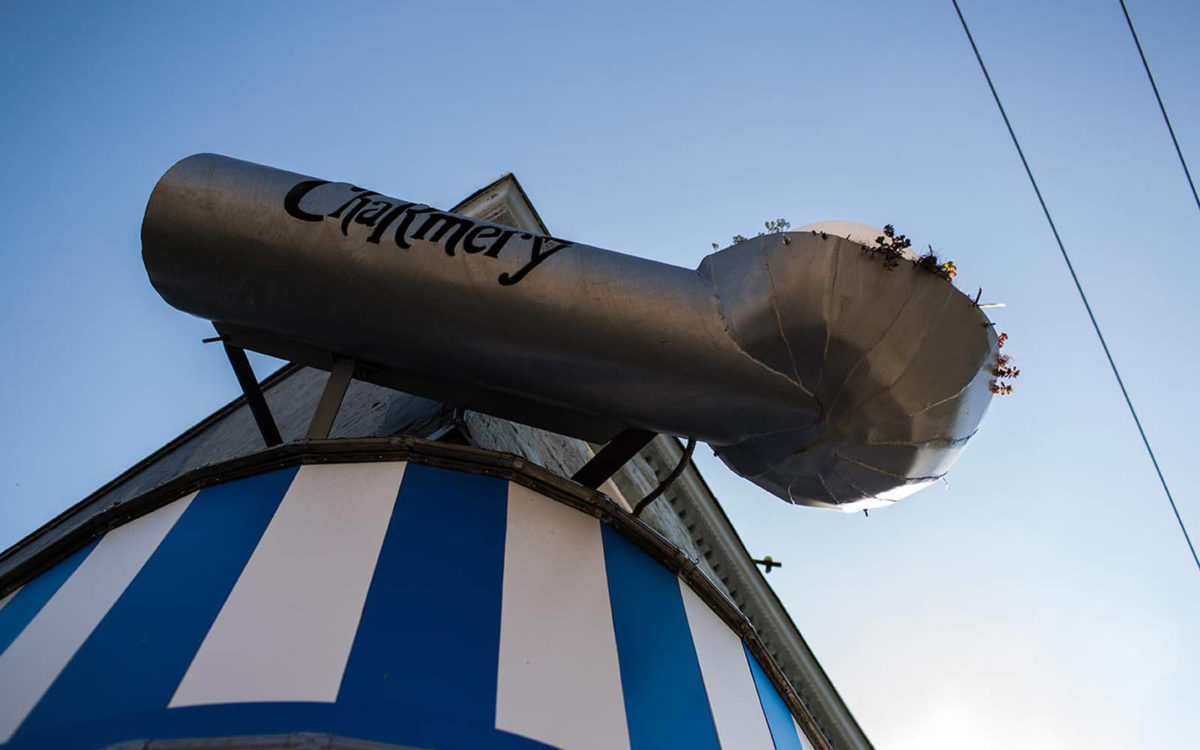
[495,482,630,750]
[170,463,406,707]
[0,492,195,743]
[679,580,776,750]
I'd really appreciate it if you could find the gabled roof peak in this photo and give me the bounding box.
[451,173,549,235]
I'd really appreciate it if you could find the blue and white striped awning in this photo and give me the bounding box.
[0,460,814,750]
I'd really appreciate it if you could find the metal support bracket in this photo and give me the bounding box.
[306,358,356,441]
[572,427,656,489]
[222,343,283,448]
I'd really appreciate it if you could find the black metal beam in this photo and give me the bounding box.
[222,343,283,447]
[572,427,656,489]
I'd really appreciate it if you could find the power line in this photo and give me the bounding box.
[1119,0,1200,216]
[949,0,1200,575]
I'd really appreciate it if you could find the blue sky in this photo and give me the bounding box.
[2,1,1198,747]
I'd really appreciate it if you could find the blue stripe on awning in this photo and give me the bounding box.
[745,643,806,750]
[602,525,721,750]
[8,468,297,749]
[0,541,97,656]
[336,463,510,748]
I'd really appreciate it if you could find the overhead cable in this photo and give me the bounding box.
[950,0,1200,575]
[1118,0,1200,216]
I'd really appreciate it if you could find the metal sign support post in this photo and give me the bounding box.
[221,343,283,448]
